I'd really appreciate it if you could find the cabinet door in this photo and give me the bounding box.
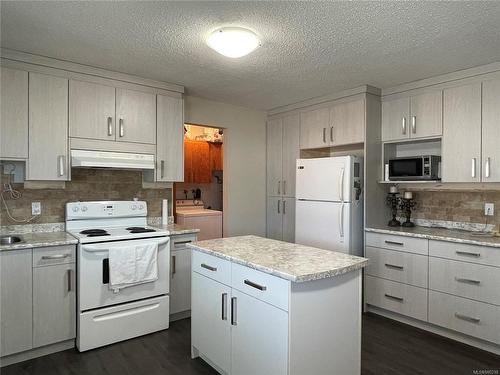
[482,79,500,182]
[443,83,482,182]
[282,114,300,197]
[209,143,223,171]
[381,97,410,141]
[267,118,283,196]
[191,141,211,183]
[1,67,28,159]
[267,196,283,241]
[300,107,330,149]
[28,73,69,181]
[330,98,365,146]
[191,272,231,374]
[409,90,442,139]
[69,80,116,141]
[282,197,296,243]
[157,94,184,181]
[231,289,288,375]
[116,88,156,144]
[33,263,76,347]
[0,249,32,356]
[170,248,191,314]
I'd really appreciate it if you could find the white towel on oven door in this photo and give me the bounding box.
[108,243,159,293]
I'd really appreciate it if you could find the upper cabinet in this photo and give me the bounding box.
[0,67,28,159]
[481,79,500,183]
[156,94,184,182]
[382,90,442,142]
[28,73,69,181]
[266,118,283,196]
[300,107,329,149]
[69,80,115,141]
[116,88,156,144]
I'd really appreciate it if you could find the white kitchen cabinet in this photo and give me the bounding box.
[27,72,69,181]
[231,289,288,375]
[0,67,28,159]
[481,79,500,182]
[170,234,196,317]
[266,118,283,196]
[330,98,365,146]
[282,114,300,197]
[156,94,184,181]
[69,80,116,141]
[191,271,231,374]
[266,197,295,243]
[382,97,410,142]
[282,197,295,243]
[0,249,33,356]
[116,88,156,144]
[442,83,482,182]
[299,107,330,149]
[33,263,76,347]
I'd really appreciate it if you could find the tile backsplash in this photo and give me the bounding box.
[0,169,171,226]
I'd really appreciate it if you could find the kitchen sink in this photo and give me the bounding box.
[0,235,23,245]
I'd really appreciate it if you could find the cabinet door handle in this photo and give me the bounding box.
[231,297,237,326]
[384,293,404,302]
[277,180,281,195]
[277,199,281,214]
[119,118,124,137]
[283,180,286,195]
[402,117,407,135]
[244,279,267,291]
[107,116,113,136]
[322,127,326,143]
[200,263,217,272]
[174,240,192,246]
[160,160,165,179]
[471,158,476,178]
[411,116,416,134]
[385,240,404,246]
[454,312,480,323]
[221,293,228,321]
[455,277,480,285]
[456,250,481,257]
[67,269,72,292]
[330,126,334,142]
[485,157,491,178]
[57,155,65,177]
[42,254,70,260]
[283,200,287,215]
[385,263,404,270]
[171,255,176,276]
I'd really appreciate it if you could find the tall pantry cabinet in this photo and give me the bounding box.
[266,114,300,243]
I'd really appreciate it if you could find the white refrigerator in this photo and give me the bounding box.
[295,156,363,256]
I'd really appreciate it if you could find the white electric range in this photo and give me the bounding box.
[66,201,170,352]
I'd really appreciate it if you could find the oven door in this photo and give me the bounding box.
[389,157,423,180]
[78,237,170,311]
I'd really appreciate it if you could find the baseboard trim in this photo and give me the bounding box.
[170,310,191,322]
[0,339,75,367]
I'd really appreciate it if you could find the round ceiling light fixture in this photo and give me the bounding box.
[206,27,261,58]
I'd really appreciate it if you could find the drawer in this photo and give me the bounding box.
[33,245,76,267]
[231,262,290,311]
[170,234,197,251]
[365,246,428,288]
[192,249,231,286]
[366,232,428,255]
[429,290,500,345]
[429,257,500,306]
[365,275,428,321]
[429,240,500,268]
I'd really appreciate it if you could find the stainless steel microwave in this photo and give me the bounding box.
[388,155,441,180]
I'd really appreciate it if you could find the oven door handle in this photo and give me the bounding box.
[82,237,170,252]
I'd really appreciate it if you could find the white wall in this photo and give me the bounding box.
[184,96,267,237]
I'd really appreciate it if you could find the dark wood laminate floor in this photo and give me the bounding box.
[3,313,499,375]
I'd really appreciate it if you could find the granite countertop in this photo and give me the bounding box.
[366,226,500,248]
[188,235,368,283]
[0,231,78,251]
[151,223,200,236]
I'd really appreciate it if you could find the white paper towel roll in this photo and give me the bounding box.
[162,199,169,225]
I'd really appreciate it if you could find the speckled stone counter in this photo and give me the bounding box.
[151,223,200,236]
[0,231,78,251]
[366,225,500,248]
[188,235,368,282]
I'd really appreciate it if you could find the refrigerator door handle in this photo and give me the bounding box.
[339,167,345,202]
[340,203,345,238]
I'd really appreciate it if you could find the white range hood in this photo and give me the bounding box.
[71,149,155,170]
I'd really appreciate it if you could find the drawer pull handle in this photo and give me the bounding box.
[456,251,481,257]
[384,263,404,270]
[174,240,192,246]
[384,293,404,302]
[201,263,217,272]
[454,313,480,323]
[385,240,404,246]
[244,279,267,291]
[231,297,237,326]
[455,277,480,285]
[221,293,228,321]
[41,254,70,260]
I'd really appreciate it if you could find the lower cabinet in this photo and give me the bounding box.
[170,234,197,316]
[266,196,295,243]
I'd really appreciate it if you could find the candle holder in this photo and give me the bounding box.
[399,197,417,227]
[386,192,401,227]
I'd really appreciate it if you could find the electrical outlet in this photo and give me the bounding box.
[485,203,494,216]
[32,202,41,215]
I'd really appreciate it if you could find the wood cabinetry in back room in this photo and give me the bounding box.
[184,140,223,184]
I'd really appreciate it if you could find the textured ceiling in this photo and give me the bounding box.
[1,1,500,110]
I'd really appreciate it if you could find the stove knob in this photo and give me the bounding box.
[81,206,88,212]
[72,206,79,212]
[131,204,137,210]
[138,204,144,210]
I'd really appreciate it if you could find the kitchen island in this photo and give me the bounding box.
[188,235,368,375]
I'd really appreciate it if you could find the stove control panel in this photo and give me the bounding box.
[66,201,148,220]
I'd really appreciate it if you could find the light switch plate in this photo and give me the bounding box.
[32,202,41,215]
[485,203,494,216]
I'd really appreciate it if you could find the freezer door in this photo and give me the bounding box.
[295,200,351,254]
[296,156,353,202]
